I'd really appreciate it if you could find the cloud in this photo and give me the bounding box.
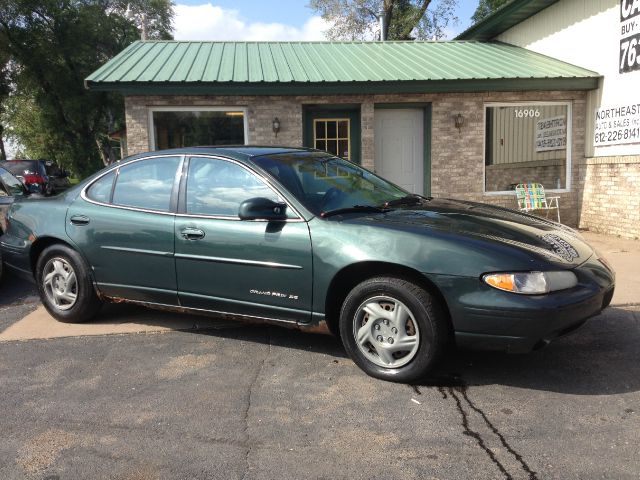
[173,4,330,41]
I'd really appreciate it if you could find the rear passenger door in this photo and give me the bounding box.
[66,155,182,305]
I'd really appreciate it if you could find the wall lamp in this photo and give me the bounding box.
[272,117,281,138]
[454,113,465,132]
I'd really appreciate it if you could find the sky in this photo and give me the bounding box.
[172,0,479,42]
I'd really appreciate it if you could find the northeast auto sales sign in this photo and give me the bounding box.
[620,0,640,73]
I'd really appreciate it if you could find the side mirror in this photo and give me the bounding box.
[238,197,288,221]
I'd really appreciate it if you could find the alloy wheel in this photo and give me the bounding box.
[352,295,420,368]
[42,257,78,311]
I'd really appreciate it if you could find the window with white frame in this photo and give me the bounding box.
[150,108,247,150]
[484,102,571,193]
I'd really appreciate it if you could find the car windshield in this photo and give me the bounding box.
[4,160,38,175]
[253,152,410,216]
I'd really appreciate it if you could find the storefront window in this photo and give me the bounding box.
[314,118,350,159]
[151,109,246,150]
[485,103,570,193]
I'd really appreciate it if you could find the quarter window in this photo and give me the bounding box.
[0,168,25,196]
[112,157,181,211]
[86,170,116,203]
[185,157,280,217]
[485,103,570,193]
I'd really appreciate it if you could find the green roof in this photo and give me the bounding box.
[456,0,560,41]
[85,40,599,95]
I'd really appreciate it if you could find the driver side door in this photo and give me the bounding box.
[174,155,313,324]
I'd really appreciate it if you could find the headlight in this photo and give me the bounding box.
[483,271,578,294]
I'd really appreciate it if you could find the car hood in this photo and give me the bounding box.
[347,198,593,267]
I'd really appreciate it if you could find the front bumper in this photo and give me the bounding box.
[430,255,615,353]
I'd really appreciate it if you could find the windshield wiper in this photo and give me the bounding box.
[381,194,426,208]
[320,205,388,218]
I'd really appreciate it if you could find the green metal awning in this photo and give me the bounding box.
[456,0,560,41]
[85,40,600,95]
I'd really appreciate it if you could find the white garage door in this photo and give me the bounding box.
[374,109,424,195]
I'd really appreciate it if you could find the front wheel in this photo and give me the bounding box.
[339,277,448,383]
[35,244,102,323]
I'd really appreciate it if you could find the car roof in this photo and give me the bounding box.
[5,159,37,164]
[121,146,315,164]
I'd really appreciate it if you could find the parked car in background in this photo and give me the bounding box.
[2,159,70,195]
[0,147,615,382]
[0,164,30,279]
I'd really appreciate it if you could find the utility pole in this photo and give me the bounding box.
[140,13,147,41]
[125,4,147,41]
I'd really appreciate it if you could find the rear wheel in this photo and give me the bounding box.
[339,277,448,383]
[36,244,102,323]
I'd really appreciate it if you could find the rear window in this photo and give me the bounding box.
[4,161,38,175]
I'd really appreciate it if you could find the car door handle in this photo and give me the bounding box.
[180,228,205,240]
[70,215,90,226]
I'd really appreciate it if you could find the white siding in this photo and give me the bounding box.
[496,0,640,157]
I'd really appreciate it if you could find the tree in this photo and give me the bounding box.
[0,47,12,161]
[471,0,510,24]
[0,0,174,176]
[308,0,458,41]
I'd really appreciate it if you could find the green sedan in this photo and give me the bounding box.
[0,147,615,382]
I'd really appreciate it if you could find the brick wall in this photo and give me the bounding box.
[125,90,587,226]
[578,156,640,239]
[125,95,304,155]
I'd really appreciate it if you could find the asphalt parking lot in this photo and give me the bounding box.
[0,232,639,479]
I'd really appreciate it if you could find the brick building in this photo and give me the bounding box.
[87,0,639,237]
[458,0,640,238]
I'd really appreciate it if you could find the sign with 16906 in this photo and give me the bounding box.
[620,0,640,73]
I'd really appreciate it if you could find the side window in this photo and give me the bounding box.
[186,157,280,216]
[86,170,116,203]
[0,169,25,197]
[112,156,181,212]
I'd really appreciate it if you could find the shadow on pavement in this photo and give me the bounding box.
[0,270,38,307]
[3,273,638,397]
[188,306,640,397]
[423,307,640,396]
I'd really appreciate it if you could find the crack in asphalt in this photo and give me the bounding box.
[241,327,271,480]
[428,384,538,480]
[411,381,538,480]
[457,387,538,480]
[445,386,513,479]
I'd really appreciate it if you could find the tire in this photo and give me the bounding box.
[339,276,448,383]
[35,244,102,323]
